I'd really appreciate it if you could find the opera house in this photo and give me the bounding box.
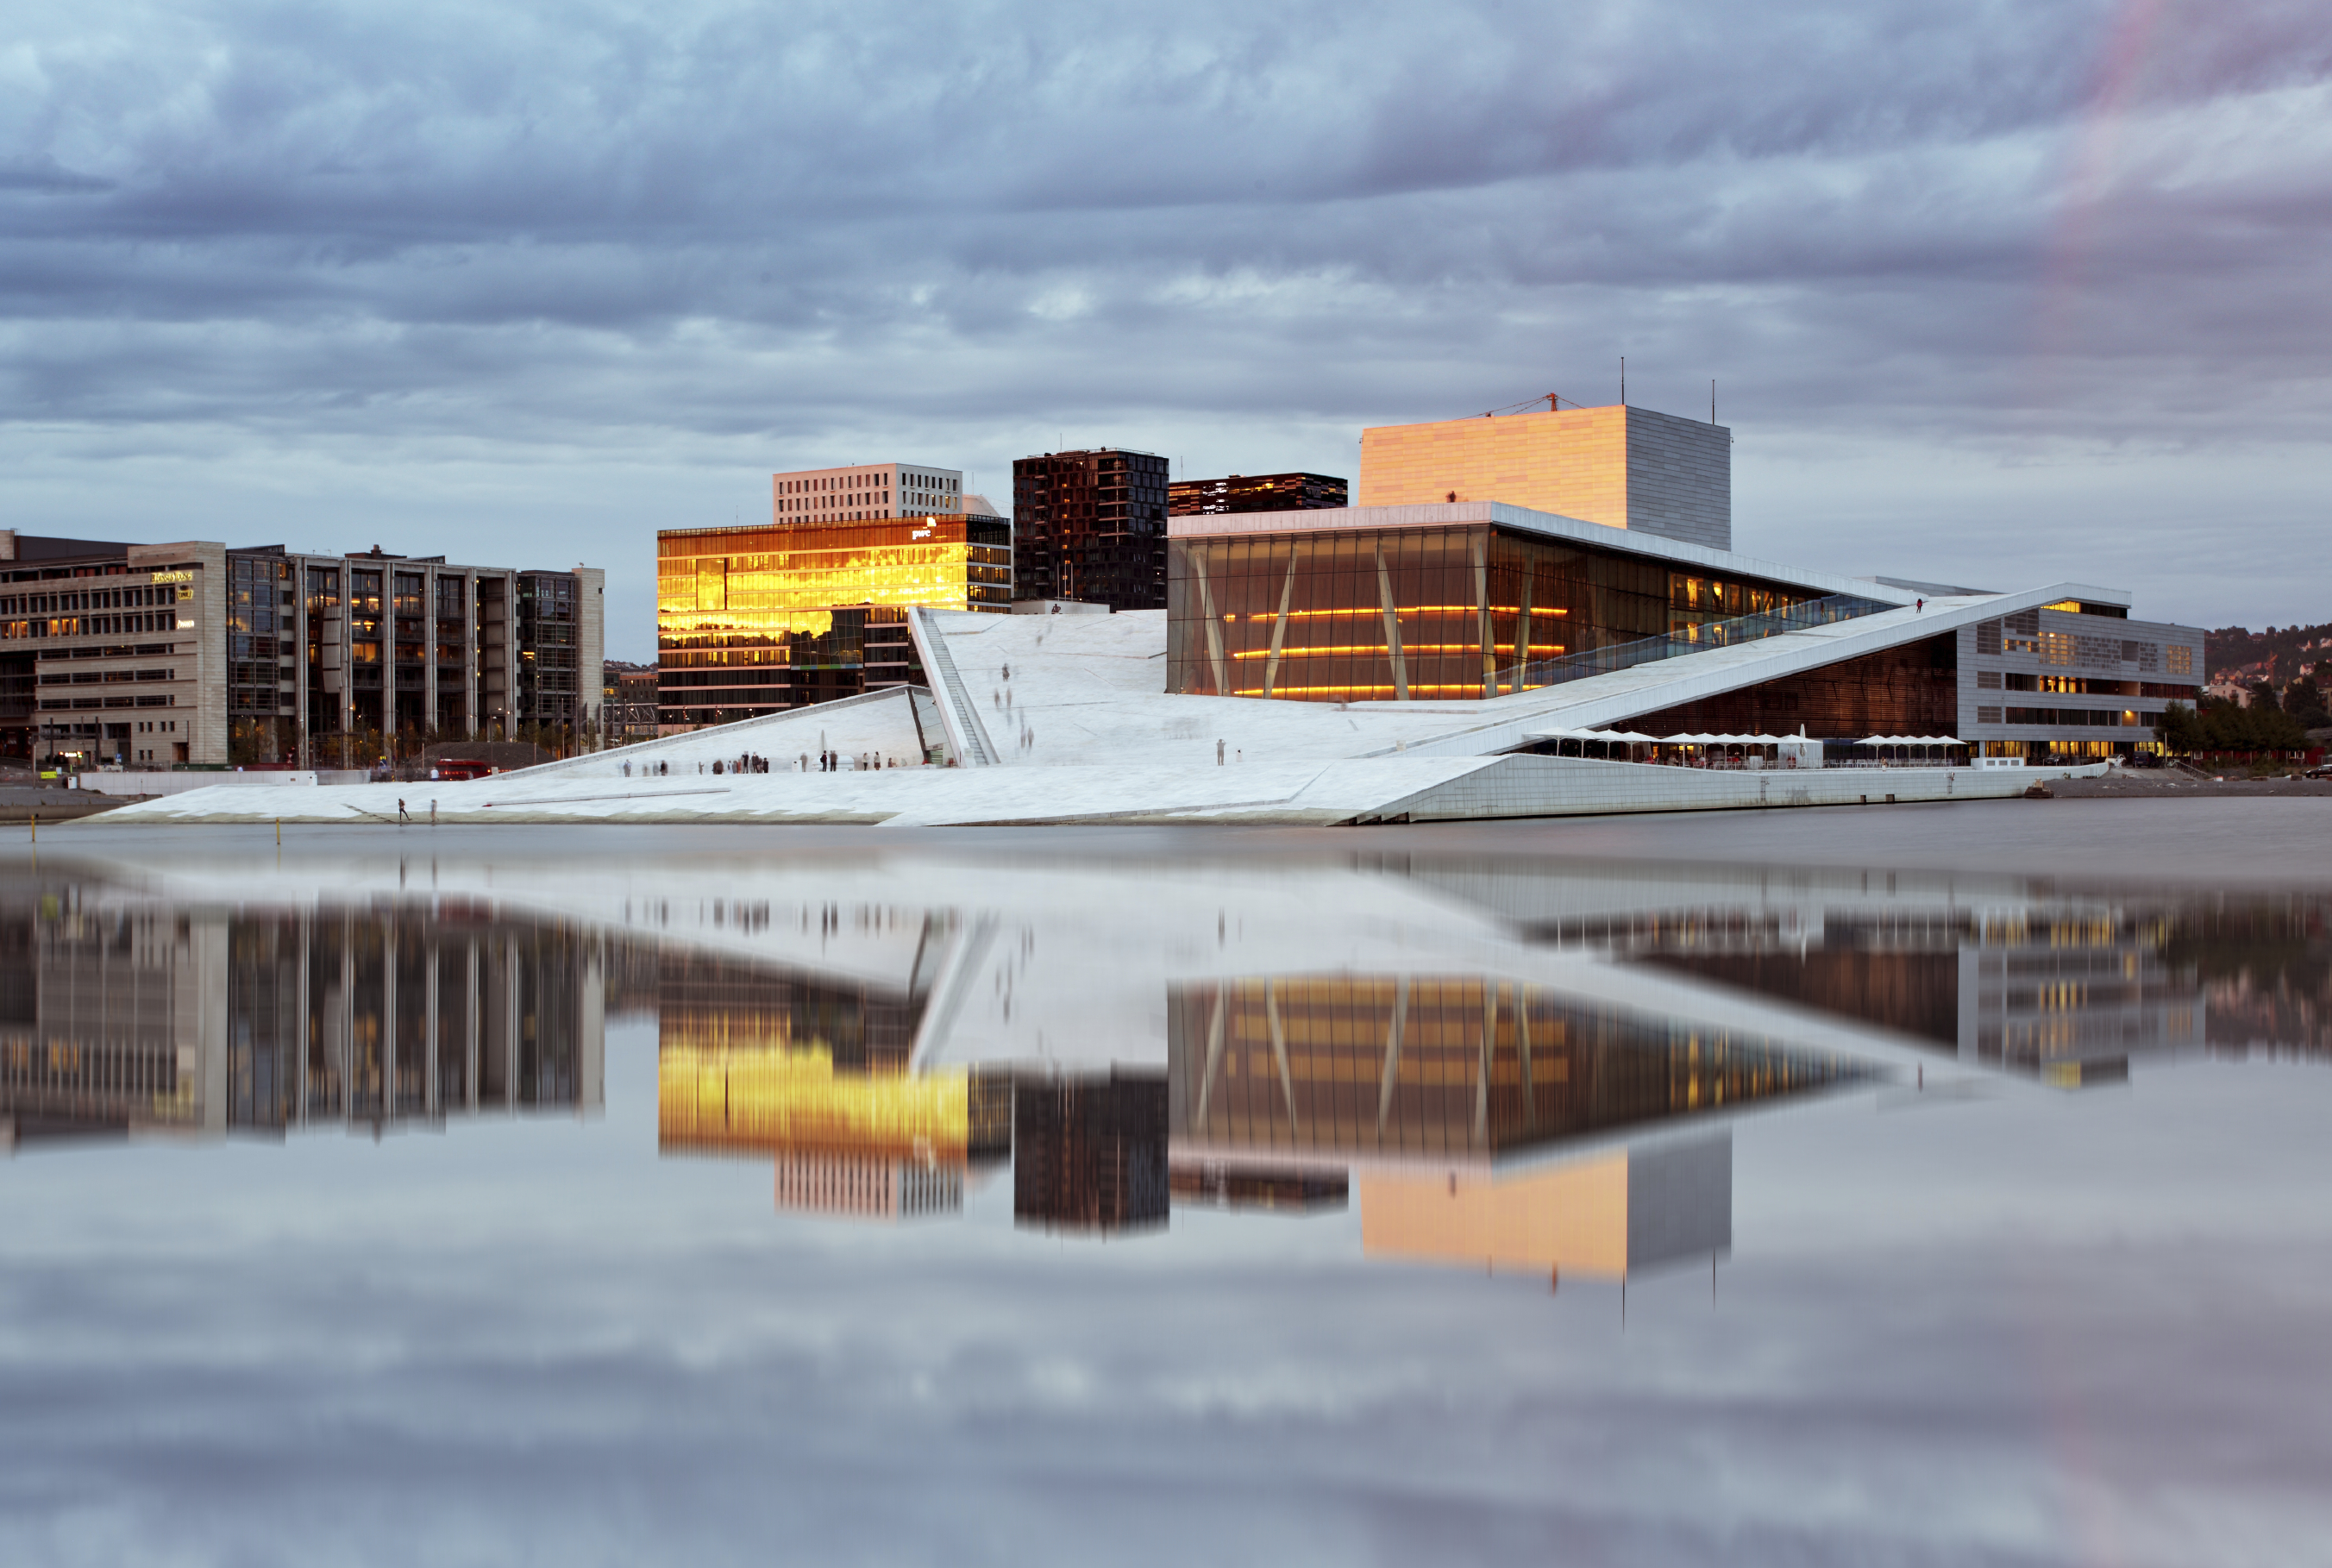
[103,400,2203,829]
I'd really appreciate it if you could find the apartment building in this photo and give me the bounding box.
[0,530,602,767]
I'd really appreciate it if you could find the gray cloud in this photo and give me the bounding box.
[2,0,2329,649]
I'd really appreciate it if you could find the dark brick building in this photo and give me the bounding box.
[1010,449,1170,611]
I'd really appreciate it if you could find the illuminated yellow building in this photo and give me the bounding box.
[1356,403,1731,551]
[656,511,1009,725]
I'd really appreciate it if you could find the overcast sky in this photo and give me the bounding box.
[3,0,2328,659]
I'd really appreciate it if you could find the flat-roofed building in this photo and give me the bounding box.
[1169,472,1348,517]
[656,491,1010,727]
[1011,448,1170,611]
[1357,403,1730,551]
[771,461,965,523]
[0,531,601,768]
[603,662,660,746]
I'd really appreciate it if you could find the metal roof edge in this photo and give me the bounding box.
[1168,500,1921,606]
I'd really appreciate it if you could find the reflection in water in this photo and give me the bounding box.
[1166,975,1856,1278]
[1359,1135,1730,1283]
[1619,906,2237,1086]
[9,857,2329,1289]
[1012,1069,1169,1235]
[0,884,603,1148]
[652,944,1011,1221]
[1169,976,1856,1160]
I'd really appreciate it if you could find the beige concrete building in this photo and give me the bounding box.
[772,461,965,524]
[1357,404,1732,551]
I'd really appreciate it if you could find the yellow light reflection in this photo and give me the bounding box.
[658,1044,971,1158]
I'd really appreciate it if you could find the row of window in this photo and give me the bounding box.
[1975,618,2195,674]
[2,611,181,641]
[1976,672,2198,698]
[38,694,176,711]
[0,583,184,616]
[1974,706,2162,727]
[37,669,172,686]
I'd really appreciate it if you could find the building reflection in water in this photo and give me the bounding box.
[1012,1069,1169,1236]
[1168,975,1861,1279]
[1358,1136,1730,1283]
[1610,907,2201,1088]
[652,944,1012,1223]
[0,885,604,1150]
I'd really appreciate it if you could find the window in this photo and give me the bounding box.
[2166,645,2193,675]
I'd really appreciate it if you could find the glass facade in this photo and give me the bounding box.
[1624,636,1959,740]
[1168,976,1860,1161]
[228,555,298,762]
[1167,523,1821,702]
[656,516,1009,726]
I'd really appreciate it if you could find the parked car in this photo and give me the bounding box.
[2305,762,2332,780]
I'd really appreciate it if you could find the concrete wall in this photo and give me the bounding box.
[1356,405,1729,550]
[1621,407,1730,552]
[575,566,605,733]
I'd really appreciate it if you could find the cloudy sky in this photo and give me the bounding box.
[3,0,2328,658]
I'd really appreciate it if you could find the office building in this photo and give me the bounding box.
[1357,403,1730,550]
[0,531,601,768]
[603,662,660,746]
[771,461,967,523]
[657,471,1010,728]
[1169,472,1348,517]
[1011,448,1170,610]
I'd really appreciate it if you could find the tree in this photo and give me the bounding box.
[2282,676,2330,731]
[2158,702,2203,756]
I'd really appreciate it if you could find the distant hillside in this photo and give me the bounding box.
[2206,623,2332,683]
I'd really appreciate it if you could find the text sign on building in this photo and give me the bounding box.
[149,569,194,585]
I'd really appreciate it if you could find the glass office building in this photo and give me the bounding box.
[656,515,1010,728]
[1167,517,1827,703]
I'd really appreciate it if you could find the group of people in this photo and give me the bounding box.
[615,749,918,775]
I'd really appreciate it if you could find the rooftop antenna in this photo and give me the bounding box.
[1711,379,1716,424]
[1620,356,1626,405]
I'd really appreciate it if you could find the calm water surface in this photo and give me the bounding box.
[3,800,2328,1566]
